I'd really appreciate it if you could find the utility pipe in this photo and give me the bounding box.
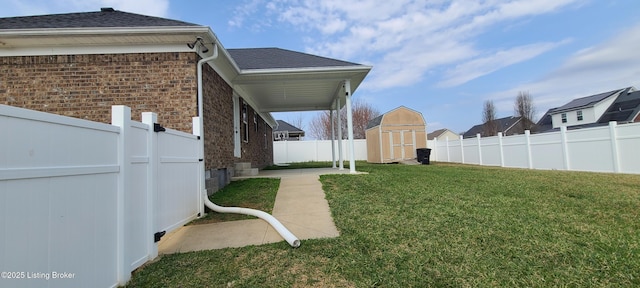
[196,43,300,248]
[203,198,301,248]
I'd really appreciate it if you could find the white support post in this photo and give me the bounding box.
[608,121,620,173]
[560,126,570,171]
[498,132,505,167]
[476,134,483,165]
[459,135,465,164]
[330,109,336,168]
[192,117,205,218]
[337,97,344,170]
[142,112,159,260]
[111,105,132,285]
[525,130,533,169]
[345,79,356,173]
[433,137,438,162]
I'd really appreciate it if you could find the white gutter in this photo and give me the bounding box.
[196,43,300,248]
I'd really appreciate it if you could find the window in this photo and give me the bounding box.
[254,111,258,132]
[577,110,583,121]
[242,102,248,142]
[561,113,567,123]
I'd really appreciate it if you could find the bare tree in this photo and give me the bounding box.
[287,113,305,132]
[309,98,379,140]
[514,91,537,132]
[482,100,497,137]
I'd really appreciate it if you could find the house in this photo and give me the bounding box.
[273,120,305,141]
[0,8,371,190]
[427,128,459,141]
[365,106,427,163]
[537,87,639,132]
[463,116,529,138]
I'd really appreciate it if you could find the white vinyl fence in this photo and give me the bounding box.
[432,122,640,174]
[0,105,201,288]
[273,139,367,164]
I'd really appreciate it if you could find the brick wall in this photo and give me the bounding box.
[1,53,198,132]
[239,100,273,168]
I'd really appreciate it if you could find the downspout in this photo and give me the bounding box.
[196,43,300,248]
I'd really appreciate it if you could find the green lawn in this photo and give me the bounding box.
[126,162,640,287]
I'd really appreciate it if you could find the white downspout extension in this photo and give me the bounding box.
[196,43,300,248]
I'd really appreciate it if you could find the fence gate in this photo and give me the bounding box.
[155,125,201,234]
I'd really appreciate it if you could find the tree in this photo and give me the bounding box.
[514,91,537,132]
[309,98,380,140]
[482,100,497,137]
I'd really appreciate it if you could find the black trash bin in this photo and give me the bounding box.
[416,148,432,165]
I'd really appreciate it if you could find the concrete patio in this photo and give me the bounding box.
[158,168,364,253]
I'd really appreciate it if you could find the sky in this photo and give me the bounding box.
[2,0,640,135]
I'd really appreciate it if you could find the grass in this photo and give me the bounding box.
[189,178,280,224]
[126,162,640,287]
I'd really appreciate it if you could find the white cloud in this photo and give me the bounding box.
[439,39,572,88]
[490,22,640,116]
[247,0,584,91]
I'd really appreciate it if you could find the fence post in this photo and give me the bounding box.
[560,126,570,171]
[459,135,465,164]
[476,134,482,165]
[445,137,450,162]
[525,130,533,169]
[142,112,159,260]
[609,121,620,173]
[192,117,205,220]
[433,137,438,162]
[498,132,504,167]
[111,105,132,285]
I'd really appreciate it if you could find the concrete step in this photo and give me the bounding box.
[235,168,259,177]
[234,162,252,170]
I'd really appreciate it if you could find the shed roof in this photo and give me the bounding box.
[0,8,198,29]
[365,106,425,130]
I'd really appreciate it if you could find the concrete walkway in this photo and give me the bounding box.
[158,168,363,253]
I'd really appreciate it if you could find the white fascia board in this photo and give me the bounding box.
[239,65,372,76]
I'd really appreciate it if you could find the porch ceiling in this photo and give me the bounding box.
[233,67,371,113]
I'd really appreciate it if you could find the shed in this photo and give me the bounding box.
[365,106,427,163]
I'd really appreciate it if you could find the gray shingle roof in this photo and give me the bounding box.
[274,120,304,133]
[598,88,640,123]
[227,48,361,70]
[366,114,384,130]
[550,88,623,113]
[463,116,522,138]
[0,8,199,29]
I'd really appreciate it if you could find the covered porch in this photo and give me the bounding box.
[228,48,372,173]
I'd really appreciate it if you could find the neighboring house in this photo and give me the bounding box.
[273,120,305,141]
[427,128,459,141]
[0,8,371,191]
[463,116,528,138]
[365,106,427,163]
[537,87,639,132]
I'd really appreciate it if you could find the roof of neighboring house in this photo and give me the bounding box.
[536,109,554,133]
[0,8,199,29]
[463,116,522,138]
[427,128,457,140]
[274,120,305,134]
[549,88,625,114]
[598,88,640,123]
[227,48,360,70]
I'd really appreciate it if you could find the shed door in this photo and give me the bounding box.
[384,130,415,161]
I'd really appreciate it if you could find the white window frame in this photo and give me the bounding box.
[577,110,583,121]
[561,113,567,123]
